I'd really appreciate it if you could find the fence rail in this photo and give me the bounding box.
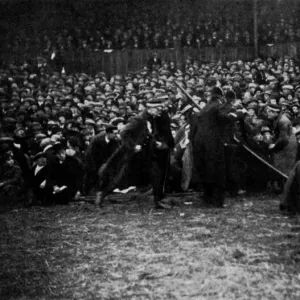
[1,43,299,75]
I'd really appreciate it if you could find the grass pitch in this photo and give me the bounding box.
[1,193,300,299]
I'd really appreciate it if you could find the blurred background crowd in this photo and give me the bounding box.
[1,0,300,55]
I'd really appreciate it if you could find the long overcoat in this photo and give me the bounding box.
[190,100,242,188]
[272,113,297,176]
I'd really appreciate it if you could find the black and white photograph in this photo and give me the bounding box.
[1,0,300,299]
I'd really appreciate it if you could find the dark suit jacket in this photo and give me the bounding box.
[99,110,174,189]
[121,110,174,151]
[85,135,120,173]
[46,156,84,195]
[31,164,48,190]
[147,57,162,70]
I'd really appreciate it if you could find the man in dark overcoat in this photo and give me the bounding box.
[45,143,84,205]
[83,125,120,195]
[268,109,297,176]
[266,106,298,192]
[95,98,174,209]
[190,87,246,207]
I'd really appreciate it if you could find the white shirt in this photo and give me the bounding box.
[34,165,44,176]
[147,121,153,134]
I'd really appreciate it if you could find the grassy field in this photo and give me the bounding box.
[1,193,300,300]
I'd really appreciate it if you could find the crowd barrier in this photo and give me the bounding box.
[1,43,299,75]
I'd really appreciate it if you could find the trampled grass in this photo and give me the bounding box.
[1,193,300,299]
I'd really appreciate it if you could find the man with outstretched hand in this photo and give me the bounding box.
[95,96,174,209]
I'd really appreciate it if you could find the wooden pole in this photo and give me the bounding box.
[175,81,202,111]
[253,0,258,57]
[233,137,288,180]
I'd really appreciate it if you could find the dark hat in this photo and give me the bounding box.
[17,109,28,117]
[225,90,236,101]
[50,125,62,134]
[146,98,164,108]
[67,136,81,148]
[81,129,92,136]
[105,124,118,133]
[247,100,258,109]
[31,122,43,131]
[24,97,35,103]
[291,102,300,108]
[0,97,9,103]
[57,111,66,118]
[53,142,65,153]
[263,90,272,95]
[267,104,281,112]
[155,93,169,101]
[3,117,17,124]
[270,91,280,100]
[279,100,289,107]
[33,152,46,160]
[211,87,223,99]
[261,126,272,134]
[110,117,125,126]
[35,133,47,140]
[283,108,293,117]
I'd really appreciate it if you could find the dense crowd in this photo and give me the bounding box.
[2,1,300,55]
[0,53,300,208]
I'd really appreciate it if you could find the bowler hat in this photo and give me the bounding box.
[225,90,236,101]
[211,87,223,99]
[33,152,46,160]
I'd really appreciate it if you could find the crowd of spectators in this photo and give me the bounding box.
[2,1,300,56]
[1,53,300,208]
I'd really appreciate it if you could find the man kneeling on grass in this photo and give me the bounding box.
[45,142,83,205]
